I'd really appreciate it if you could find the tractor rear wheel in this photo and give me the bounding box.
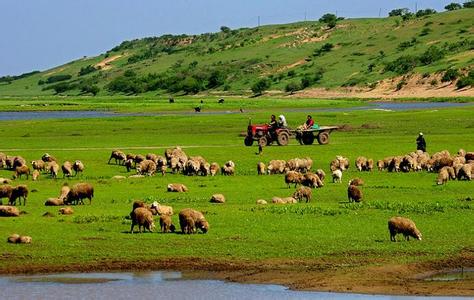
[317,132,329,145]
[244,136,254,146]
[302,132,314,145]
[277,132,289,146]
[258,137,268,147]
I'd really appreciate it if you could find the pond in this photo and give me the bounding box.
[0,271,471,300]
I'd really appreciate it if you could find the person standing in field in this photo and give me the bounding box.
[416,132,426,152]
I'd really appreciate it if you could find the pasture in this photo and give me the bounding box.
[0,99,473,293]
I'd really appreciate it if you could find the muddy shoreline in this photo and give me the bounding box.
[1,255,473,296]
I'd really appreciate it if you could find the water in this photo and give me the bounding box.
[0,271,471,300]
[0,101,471,121]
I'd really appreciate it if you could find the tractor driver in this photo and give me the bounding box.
[269,114,278,139]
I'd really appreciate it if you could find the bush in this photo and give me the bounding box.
[78,65,96,76]
[419,45,445,65]
[456,70,474,89]
[463,1,474,8]
[416,9,437,17]
[397,37,418,51]
[445,3,462,10]
[81,84,100,96]
[388,8,409,16]
[287,70,296,77]
[51,82,72,94]
[319,13,337,24]
[220,26,231,33]
[313,43,334,56]
[396,80,407,91]
[44,74,72,84]
[385,55,418,74]
[419,27,432,36]
[441,68,459,82]
[251,78,271,95]
[285,82,301,94]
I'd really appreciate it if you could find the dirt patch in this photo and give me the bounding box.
[94,55,124,71]
[0,254,473,296]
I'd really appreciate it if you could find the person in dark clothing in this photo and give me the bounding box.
[269,115,278,140]
[303,115,314,130]
[416,132,426,152]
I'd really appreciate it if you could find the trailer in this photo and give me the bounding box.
[293,126,339,145]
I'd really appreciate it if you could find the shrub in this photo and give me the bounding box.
[463,1,474,8]
[342,76,367,87]
[397,37,418,51]
[385,55,418,74]
[419,27,432,36]
[81,84,100,96]
[251,78,271,95]
[220,26,231,33]
[285,82,301,94]
[367,63,376,73]
[388,8,409,17]
[51,82,72,94]
[313,43,334,56]
[44,74,72,84]
[319,13,337,27]
[416,9,437,17]
[441,68,459,82]
[287,70,296,77]
[445,3,462,10]
[456,70,474,89]
[78,65,96,76]
[419,45,445,65]
[396,80,407,91]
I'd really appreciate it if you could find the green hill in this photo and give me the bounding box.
[0,8,473,97]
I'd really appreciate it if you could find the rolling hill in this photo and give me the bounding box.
[0,8,473,98]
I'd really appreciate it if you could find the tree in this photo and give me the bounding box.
[220,26,231,33]
[319,13,338,28]
[445,3,462,10]
[182,77,201,94]
[285,82,301,94]
[81,84,100,96]
[388,8,409,17]
[415,8,437,17]
[251,78,271,95]
[463,1,474,8]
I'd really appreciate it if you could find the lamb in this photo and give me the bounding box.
[73,160,85,176]
[388,217,422,242]
[136,160,157,176]
[179,208,209,234]
[31,160,46,172]
[47,161,60,178]
[210,162,220,176]
[355,156,368,172]
[465,152,474,161]
[44,198,64,206]
[332,169,342,183]
[130,207,155,233]
[59,207,74,215]
[302,172,323,188]
[315,169,326,181]
[0,205,19,217]
[292,186,312,203]
[32,170,40,181]
[65,183,94,205]
[267,160,286,174]
[7,234,20,243]
[210,194,225,204]
[257,162,266,175]
[348,178,364,186]
[221,161,235,176]
[347,185,362,203]
[108,150,126,165]
[150,201,174,216]
[13,165,30,180]
[9,185,28,206]
[62,161,73,178]
[167,183,188,193]
[159,215,175,233]
[42,153,57,163]
[285,171,304,188]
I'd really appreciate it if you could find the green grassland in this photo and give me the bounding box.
[0,9,473,97]
[0,102,473,271]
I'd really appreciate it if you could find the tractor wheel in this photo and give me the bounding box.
[244,136,254,146]
[258,137,268,147]
[295,132,304,145]
[302,133,314,145]
[317,132,329,145]
[277,132,289,146]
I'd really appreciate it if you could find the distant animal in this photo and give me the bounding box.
[179,208,209,234]
[218,98,224,104]
[65,183,94,205]
[73,160,85,176]
[388,217,422,242]
[13,165,30,180]
[167,183,188,193]
[9,185,29,206]
[108,150,126,165]
[332,169,342,183]
[194,106,201,112]
[159,215,175,233]
[292,186,312,203]
[130,207,155,233]
[169,98,175,103]
[347,185,362,203]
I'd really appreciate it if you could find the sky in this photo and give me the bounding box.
[0,0,455,76]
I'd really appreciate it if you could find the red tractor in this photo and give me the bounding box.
[244,122,290,146]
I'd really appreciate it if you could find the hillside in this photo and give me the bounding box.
[0,8,473,97]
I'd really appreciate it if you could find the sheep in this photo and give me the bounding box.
[302,172,323,188]
[0,205,19,217]
[167,183,188,193]
[286,158,313,173]
[184,159,200,176]
[130,207,155,233]
[292,186,312,203]
[65,183,94,205]
[7,234,31,244]
[0,178,11,184]
[315,169,326,182]
[0,185,13,205]
[134,154,146,166]
[199,161,210,176]
[0,152,5,168]
[210,163,220,176]
[9,185,28,206]
[458,149,466,157]
[146,153,158,163]
[58,183,70,201]
[108,150,126,165]
[366,159,374,171]
[267,160,286,174]
[136,160,157,176]
[453,156,466,166]
[332,169,342,183]
[377,160,385,171]
[31,160,46,172]
[165,147,188,167]
[156,156,167,176]
[124,159,134,172]
[388,217,422,242]
[159,215,175,233]
[170,157,183,174]
[47,161,60,178]
[73,160,84,176]
[179,208,209,234]
[348,178,364,186]
[400,155,417,172]
[62,161,73,178]
[13,165,30,180]
[126,153,136,161]
[44,198,64,206]
[285,171,304,188]
[7,234,20,243]
[355,156,368,172]
[465,152,474,161]
[458,164,472,181]
[256,199,268,205]
[347,185,362,203]
[440,166,456,180]
[257,162,266,175]
[42,153,57,163]
[330,156,350,171]
[13,156,26,169]
[221,161,235,176]
[59,207,74,215]
[150,201,174,216]
[210,194,225,204]
[388,156,402,172]
[272,196,297,204]
[32,170,40,181]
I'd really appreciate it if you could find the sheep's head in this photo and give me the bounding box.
[198,220,209,233]
[413,229,422,241]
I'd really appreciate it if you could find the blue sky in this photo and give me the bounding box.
[0,0,455,76]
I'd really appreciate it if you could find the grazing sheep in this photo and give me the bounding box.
[256,199,268,205]
[355,156,368,172]
[156,156,167,176]
[0,152,5,168]
[0,205,20,217]
[126,153,136,161]
[388,156,402,172]
[167,183,188,193]
[221,161,235,176]
[170,157,182,174]
[267,160,287,174]
[286,158,313,173]
[302,172,323,188]
[58,183,70,201]
[62,161,73,178]
[108,150,126,165]
[315,169,326,182]
[210,194,225,204]
[13,165,30,180]
[348,178,364,186]
[330,156,350,171]
[73,160,85,176]
[377,160,385,171]
[32,170,40,181]
[179,208,209,234]
[146,153,158,163]
[285,171,304,188]
[184,159,200,176]
[130,207,155,233]
[31,160,46,172]
[124,159,134,172]
[210,162,220,176]
[159,215,175,233]
[292,186,312,203]
[366,159,374,171]
[388,217,422,242]
[59,207,74,215]
[134,154,146,166]
[44,198,64,206]
[65,183,94,205]
[347,185,362,203]
[47,161,60,178]
[136,159,157,176]
[458,164,472,181]
[13,156,26,169]
[257,162,266,175]
[9,185,28,206]
[440,166,456,180]
[458,149,466,157]
[465,152,474,161]
[150,201,174,216]
[0,185,13,204]
[332,169,342,183]
[42,153,57,163]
